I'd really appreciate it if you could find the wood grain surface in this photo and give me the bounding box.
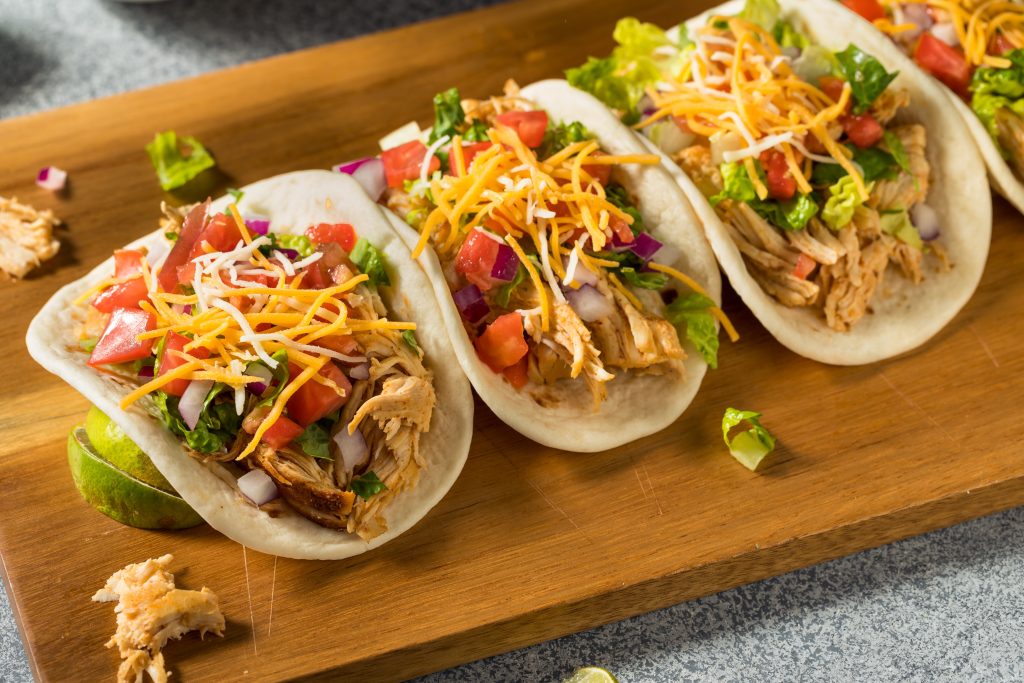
[2,0,1022,680]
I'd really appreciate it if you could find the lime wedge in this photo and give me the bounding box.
[563,667,619,683]
[84,406,175,492]
[67,426,202,530]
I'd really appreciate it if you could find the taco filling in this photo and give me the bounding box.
[368,82,733,407]
[73,201,435,540]
[843,0,1024,180]
[569,4,949,331]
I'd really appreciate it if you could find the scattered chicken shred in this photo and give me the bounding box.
[92,554,224,683]
[0,196,60,279]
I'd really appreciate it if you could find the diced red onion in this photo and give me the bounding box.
[245,364,273,396]
[333,423,369,473]
[565,284,614,322]
[930,22,959,46]
[490,243,520,281]
[349,363,370,380]
[245,216,271,235]
[237,469,279,506]
[911,203,941,241]
[453,284,490,323]
[138,365,154,378]
[629,232,663,262]
[179,379,214,431]
[333,157,387,201]
[609,232,634,251]
[281,248,300,260]
[36,166,67,191]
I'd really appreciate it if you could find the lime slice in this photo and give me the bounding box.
[563,667,619,683]
[84,406,175,493]
[67,426,203,530]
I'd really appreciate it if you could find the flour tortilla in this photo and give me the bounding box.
[382,79,722,452]
[652,0,990,365]
[26,170,474,560]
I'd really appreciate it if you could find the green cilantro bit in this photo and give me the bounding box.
[296,423,332,460]
[351,471,388,500]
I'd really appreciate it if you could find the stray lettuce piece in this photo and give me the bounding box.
[739,0,781,30]
[710,162,758,205]
[755,193,819,231]
[401,330,422,357]
[834,44,898,114]
[495,266,526,308]
[822,176,869,230]
[665,293,719,368]
[351,471,388,500]
[145,131,216,191]
[296,423,332,460]
[429,88,465,143]
[970,49,1024,153]
[773,19,809,50]
[619,267,668,289]
[272,233,315,258]
[538,120,592,158]
[721,407,776,471]
[463,118,490,142]
[879,209,924,250]
[350,237,391,287]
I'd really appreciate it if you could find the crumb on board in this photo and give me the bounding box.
[0,196,60,279]
[92,554,225,683]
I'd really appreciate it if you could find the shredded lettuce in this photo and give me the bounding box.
[429,87,465,144]
[879,209,924,250]
[970,49,1024,153]
[792,45,837,84]
[351,471,388,500]
[401,330,422,357]
[834,45,898,114]
[145,131,216,191]
[295,423,332,460]
[739,0,781,30]
[349,238,391,287]
[270,233,315,258]
[152,390,240,454]
[710,162,758,205]
[822,176,869,230]
[495,266,526,308]
[538,120,592,158]
[772,18,809,50]
[811,144,900,185]
[756,193,819,231]
[666,293,719,369]
[619,267,668,289]
[463,118,490,142]
[721,407,776,471]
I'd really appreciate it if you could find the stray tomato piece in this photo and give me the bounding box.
[158,332,211,396]
[261,416,304,449]
[990,32,1014,56]
[914,33,972,97]
[502,355,529,389]
[474,313,529,373]
[92,277,149,313]
[88,308,157,367]
[380,140,439,188]
[285,361,352,427]
[793,253,817,280]
[842,112,884,148]
[760,149,796,200]
[494,110,549,148]
[455,229,500,291]
[841,0,886,22]
[305,223,356,252]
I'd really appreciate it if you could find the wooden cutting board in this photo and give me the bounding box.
[2,0,1022,680]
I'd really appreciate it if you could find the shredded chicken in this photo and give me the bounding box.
[92,555,224,683]
[870,88,911,126]
[996,107,1024,181]
[0,196,60,279]
[461,79,534,128]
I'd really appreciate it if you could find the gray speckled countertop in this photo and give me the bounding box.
[2,1,1023,681]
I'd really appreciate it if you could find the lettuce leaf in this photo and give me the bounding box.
[810,144,900,185]
[739,0,781,30]
[773,18,809,50]
[538,120,592,158]
[710,162,758,205]
[350,238,391,287]
[271,233,315,258]
[619,267,668,289]
[429,87,465,143]
[755,193,819,231]
[834,44,898,114]
[666,293,719,369]
[463,118,490,143]
[351,471,388,500]
[970,49,1024,154]
[721,407,776,471]
[145,131,216,191]
[879,209,924,250]
[295,423,332,460]
[822,176,868,230]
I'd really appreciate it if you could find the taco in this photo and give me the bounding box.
[567,0,990,364]
[836,0,1024,214]
[26,170,473,560]
[338,79,725,452]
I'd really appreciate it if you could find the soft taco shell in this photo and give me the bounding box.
[382,79,722,452]
[651,0,991,365]
[26,170,474,560]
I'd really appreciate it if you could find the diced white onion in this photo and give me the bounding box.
[36,166,67,191]
[378,121,421,150]
[911,203,942,241]
[179,379,214,431]
[334,423,369,473]
[349,363,370,380]
[238,469,279,506]
[710,130,746,165]
[647,120,695,155]
[565,284,614,322]
[930,22,959,46]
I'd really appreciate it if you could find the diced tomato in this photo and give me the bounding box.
[113,250,145,278]
[494,110,548,148]
[760,149,796,200]
[582,152,612,186]
[454,142,495,175]
[990,32,1014,56]
[841,0,885,22]
[88,308,157,367]
[502,355,529,389]
[455,229,500,291]
[261,416,304,449]
[914,33,972,97]
[380,140,439,188]
[315,334,360,357]
[158,332,211,396]
[158,201,208,293]
[474,313,529,373]
[305,223,356,252]
[609,214,634,244]
[793,253,817,280]
[818,76,847,105]
[842,112,884,148]
[304,242,356,290]
[285,361,352,427]
[92,277,149,312]
[174,212,245,286]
